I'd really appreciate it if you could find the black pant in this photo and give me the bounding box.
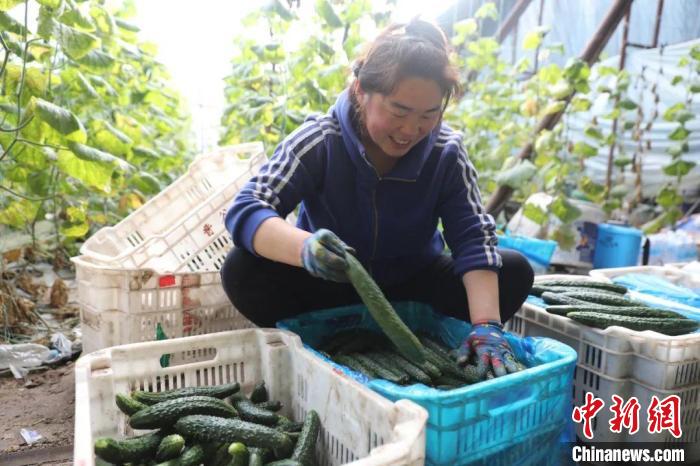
[220,248,534,328]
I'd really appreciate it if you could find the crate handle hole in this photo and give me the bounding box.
[158,347,218,367]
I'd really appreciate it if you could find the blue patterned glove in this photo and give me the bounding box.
[301,229,355,283]
[457,320,522,378]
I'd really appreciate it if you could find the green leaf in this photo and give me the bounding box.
[550,196,582,224]
[668,125,689,141]
[475,1,498,20]
[36,0,61,7]
[57,148,114,192]
[573,141,598,158]
[59,6,96,31]
[59,205,89,238]
[571,96,591,112]
[76,49,115,69]
[663,159,695,177]
[523,29,546,50]
[38,6,57,38]
[691,45,700,61]
[30,97,87,143]
[0,0,23,10]
[131,172,161,194]
[690,82,700,93]
[663,103,685,122]
[550,80,573,99]
[494,159,537,188]
[315,0,342,28]
[579,176,606,202]
[0,11,26,34]
[523,202,548,226]
[542,101,566,115]
[671,75,683,85]
[115,18,139,32]
[58,24,100,59]
[656,186,683,208]
[67,141,132,171]
[584,125,604,141]
[613,155,633,167]
[0,200,40,229]
[618,99,637,110]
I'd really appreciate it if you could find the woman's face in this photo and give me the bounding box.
[359,77,443,159]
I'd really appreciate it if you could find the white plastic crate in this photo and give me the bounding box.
[73,328,428,466]
[573,364,700,461]
[80,142,265,266]
[504,275,700,391]
[72,255,254,354]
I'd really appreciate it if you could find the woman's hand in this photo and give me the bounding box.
[301,229,355,282]
[457,320,523,378]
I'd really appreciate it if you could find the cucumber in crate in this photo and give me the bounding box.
[278,302,577,466]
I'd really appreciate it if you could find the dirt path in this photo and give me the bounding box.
[0,363,75,464]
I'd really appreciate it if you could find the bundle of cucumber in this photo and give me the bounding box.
[337,255,511,389]
[532,279,700,336]
[94,381,319,466]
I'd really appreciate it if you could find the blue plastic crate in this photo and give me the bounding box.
[277,302,577,466]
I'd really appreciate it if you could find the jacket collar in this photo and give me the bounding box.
[333,88,440,181]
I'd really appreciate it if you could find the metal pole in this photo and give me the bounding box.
[486,0,634,216]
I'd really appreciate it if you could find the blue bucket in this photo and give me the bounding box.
[593,223,642,269]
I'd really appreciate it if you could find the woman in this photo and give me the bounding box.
[221,18,533,377]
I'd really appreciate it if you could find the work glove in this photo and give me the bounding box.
[457,320,523,378]
[301,229,355,283]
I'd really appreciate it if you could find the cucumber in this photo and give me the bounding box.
[419,339,479,383]
[265,460,303,466]
[250,381,268,403]
[378,350,432,384]
[132,382,240,405]
[174,414,294,459]
[561,291,642,307]
[228,442,249,466]
[256,400,283,412]
[291,410,320,466]
[567,311,700,335]
[155,434,185,461]
[276,416,305,433]
[546,305,685,319]
[434,374,465,386]
[94,431,162,464]
[116,393,149,416]
[129,396,237,429]
[232,398,280,426]
[321,328,382,354]
[540,292,601,306]
[333,354,377,378]
[156,444,204,466]
[536,279,627,294]
[362,351,411,383]
[351,352,405,384]
[345,254,425,363]
[532,285,625,297]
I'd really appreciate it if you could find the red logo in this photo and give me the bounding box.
[609,395,640,434]
[648,395,682,438]
[572,392,605,439]
[203,223,214,237]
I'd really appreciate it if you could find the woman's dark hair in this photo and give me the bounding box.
[349,17,461,125]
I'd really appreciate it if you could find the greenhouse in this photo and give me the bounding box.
[0,0,699,465]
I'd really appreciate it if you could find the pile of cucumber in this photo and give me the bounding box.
[319,329,508,389]
[532,279,700,336]
[94,381,319,466]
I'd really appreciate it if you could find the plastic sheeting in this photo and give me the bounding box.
[612,272,700,308]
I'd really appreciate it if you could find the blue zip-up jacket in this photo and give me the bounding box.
[225,89,501,286]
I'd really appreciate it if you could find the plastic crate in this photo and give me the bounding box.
[80,143,265,266]
[73,329,428,466]
[72,256,255,354]
[572,364,700,462]
[277,302,577,466]
[507,274,700,391]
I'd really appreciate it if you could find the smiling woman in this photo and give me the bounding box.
[219,16,534,379]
